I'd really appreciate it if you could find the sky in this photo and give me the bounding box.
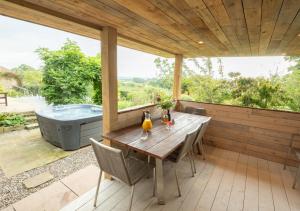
[0,15,291,79]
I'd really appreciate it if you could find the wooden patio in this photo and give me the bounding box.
[62,147,300,211]
[0,0,299,210]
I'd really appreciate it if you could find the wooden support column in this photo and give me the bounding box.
[101,26,118,143]
[173,54,183,100]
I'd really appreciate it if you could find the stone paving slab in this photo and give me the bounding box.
[13,181,77,211]
[0,129,70,177]
[0,205,14,211]
[61,165,99,196]
[23,172,54,188]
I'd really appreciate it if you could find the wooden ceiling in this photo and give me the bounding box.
[0,0,299,57]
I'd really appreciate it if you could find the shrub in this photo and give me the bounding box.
[0,113,26,127]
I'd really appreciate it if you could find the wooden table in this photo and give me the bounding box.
[103,111,210,204]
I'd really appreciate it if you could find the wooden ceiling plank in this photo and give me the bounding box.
[166,0,230,54]
[286,36,300,55]
[57,0,190,53]
[147,0,216,56]
[266,0,300,55]
[222,0,251,55]
[16,0,189,55]
[276,9,300,54]
[242,0,262,55]
[200,0,242,55]
[110,0,217,56]
[259,0,283,55]
[162,0,229,54]
[98,0,209,56]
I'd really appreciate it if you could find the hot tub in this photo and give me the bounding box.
[36,104,103,150]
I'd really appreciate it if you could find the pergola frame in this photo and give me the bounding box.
[1,0,300,172]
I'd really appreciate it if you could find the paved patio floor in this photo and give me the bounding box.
[0,96,47,113]
[1,165,99,211]
[0,129,70,177]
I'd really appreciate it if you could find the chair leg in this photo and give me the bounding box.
[196,142,202,155]
[174,166,181,197]
[147,155,151,179]
[293,165,300,189]
[200,139,206,160]
[129,185,135,211]
[94,170,102,207]
[188,152,195,177]
[190,151,197,173]
[153,168,156,197]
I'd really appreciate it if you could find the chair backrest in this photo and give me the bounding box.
[194,117,211,145]
[90,138,132,185]
[184,106,206,115]
[176,128,199,162]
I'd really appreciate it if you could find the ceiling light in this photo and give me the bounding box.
[198,41,204,44]
[298,33,300,37]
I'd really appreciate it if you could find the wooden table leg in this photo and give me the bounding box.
[155,158,165,205]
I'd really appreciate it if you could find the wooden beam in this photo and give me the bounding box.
[102,26,118,139]
[173,54,183,100]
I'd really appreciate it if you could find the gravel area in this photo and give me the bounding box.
[0,146,98,210]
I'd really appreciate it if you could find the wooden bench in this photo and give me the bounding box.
[0,92,8,106]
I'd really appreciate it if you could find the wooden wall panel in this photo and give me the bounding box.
[179,100,300,166]
[113,105,160,131]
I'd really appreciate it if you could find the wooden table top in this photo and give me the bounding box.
[103,111,211,159]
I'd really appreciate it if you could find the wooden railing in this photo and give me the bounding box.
[178,100,300,166]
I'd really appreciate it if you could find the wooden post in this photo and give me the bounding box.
[173,54,183,100]
[101,26,118,143]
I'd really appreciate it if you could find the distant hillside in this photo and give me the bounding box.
[0,66,22,90]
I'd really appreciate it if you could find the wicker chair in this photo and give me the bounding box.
[283,136,300,189]
[90,138,153,210]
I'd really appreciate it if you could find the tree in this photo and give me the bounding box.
[283,56,300,111]
[37,39,101,105]
[12,64,42,95]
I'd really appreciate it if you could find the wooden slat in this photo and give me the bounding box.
[266,0,300,55]
[268,161,291,211]
[184,0,235,54]
[277,11,300,55]
[227,153,248,211]
[223,0,251,55]
[179,100,300,166]
[259,0,283,55]
[257,159,274,211]
[200,0,241,55]
[242,0,262,55]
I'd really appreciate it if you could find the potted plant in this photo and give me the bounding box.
[157,96,174,122]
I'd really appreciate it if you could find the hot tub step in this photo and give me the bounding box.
[25,123,39,130]
[25,116,37,123]
[21,111,36,117]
